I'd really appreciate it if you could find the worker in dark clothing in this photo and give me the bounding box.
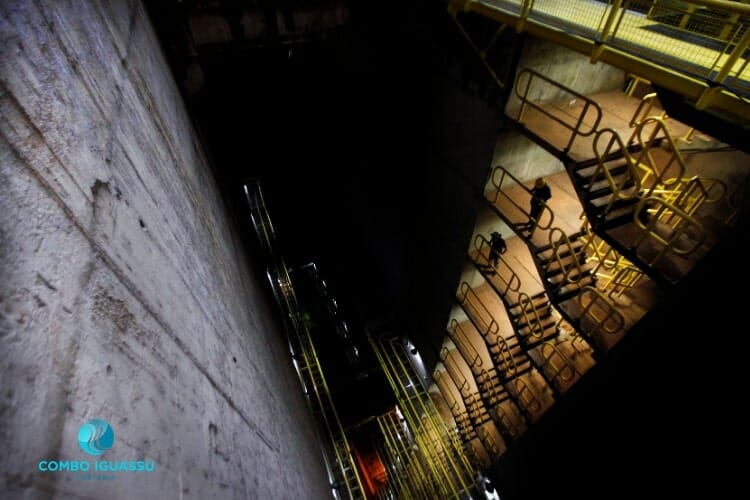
[489,231,507,266]
[529,177,552,226]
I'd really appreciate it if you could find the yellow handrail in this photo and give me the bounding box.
[548,227,589,286]
[591,128,643,213]
[488,165,555,232]
[578,286,626,338]
[473,234,522,294]
[633,196,707,261]
[514,67,604,152]
[458,282,501,338]
[448,319,484,371]
[627,92,667,144]
[540,342,578,385]
[440,347,472,396]
[513,377,542,415]
[513,292,547,341]
[634,117,686,192]
[495,335,520,379]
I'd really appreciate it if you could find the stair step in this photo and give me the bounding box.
[574,159,630,181]
[584,176,636,201]
[517,319,557,338]
[535,231,586,255]
[552,275,597,302]
[514,309,552,328]
[571,143,641,170]
[508,294,548,315]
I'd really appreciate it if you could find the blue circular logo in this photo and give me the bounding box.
[78,419,114,456]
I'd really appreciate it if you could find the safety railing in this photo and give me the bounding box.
[243,179,276,255]
[627,92,668,144]
[540,342,578,389]
[513,291,552,343]
[514,67,604,152]
[473,234,522,296]
[488,165,555,233]
[370,334,476,499]
[578,286,627,341]
[512,377,543,415]
[633,116,687,191]
[448,319,485,371]
[458,282,502,338]
[580,219,646,296]
[547,227,592,287]
[655,175,727,227]
[452,0,750,109]
[266,263,365,499]
[441,347,473,396]
[633,195,707,263]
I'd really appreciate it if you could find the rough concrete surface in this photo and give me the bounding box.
[1,1,330,498]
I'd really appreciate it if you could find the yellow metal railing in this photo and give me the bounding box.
[452,0,750,114]
[513,292,550,342]
[488,165,555,233]
[243,179,276,255]
[634,195,707,263]
[580,218,646,296]
[448,319,485,371]
[440,347,473,396]
[547,227,591,287]
[627,92,668,143]
[495,335,522,379]
[370,334,476,499]
[458,282,501,337]
[540,342,578,388]
[271,261,366,500]
[578,285,627,340]
[633,116,687,191]
[655,175,727,226]
[514,67,604,152]
[473,234,522,295]
[512,377,543,415]
[377,409,431,499]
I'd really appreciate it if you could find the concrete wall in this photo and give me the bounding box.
[0,2,330,499]
[505,36,626,117]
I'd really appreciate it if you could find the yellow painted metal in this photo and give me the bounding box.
[489,165,555,233]
[591,0,624,63]
[440,347,472,396]
[607,265,645,300]
[449,11,510,91]
[513,291,550,342]
[273,261,366,499]
[628,92,667,143]
[547,227,589,287]
[514,68,604,152]
[458,282,501,337]
[540,342,578,386]
[242,180,276,254]
[495,335,521,378]
[578,286,626,339]
[580,218,645,298]
[473,234,522,295]
[633,196,707,264]
[369,334,476,499]
[512,377,542,415]
[455,0,750,123]
[448,319,485,370]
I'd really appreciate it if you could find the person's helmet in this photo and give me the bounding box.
[535,177,546,188]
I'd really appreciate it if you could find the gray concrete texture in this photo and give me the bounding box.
[1,1,330,499]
